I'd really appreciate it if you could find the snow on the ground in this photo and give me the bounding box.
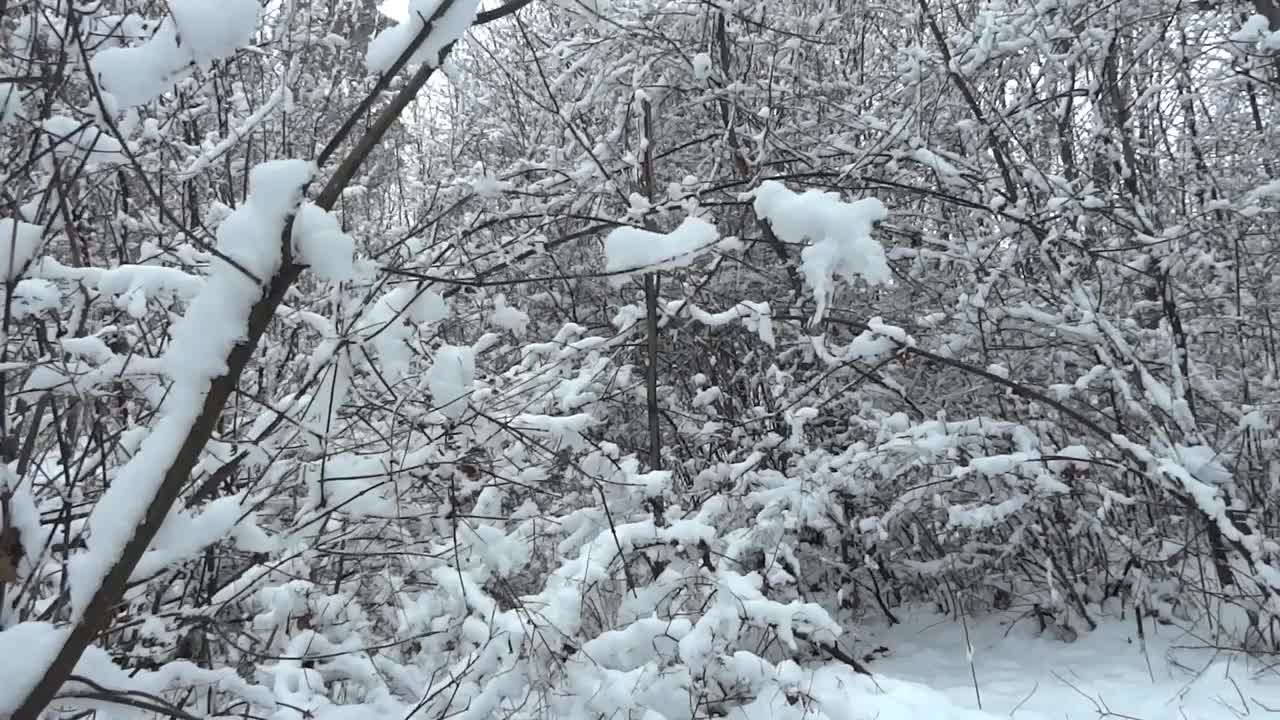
[850,608,1280,720]
[3,606,1277,717]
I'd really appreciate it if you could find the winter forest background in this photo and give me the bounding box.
[2,0,1280,717]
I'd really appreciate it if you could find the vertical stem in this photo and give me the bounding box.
[643,274,662,474]
[640,100,663,478]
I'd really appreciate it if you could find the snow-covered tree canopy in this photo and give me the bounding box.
[1,0,1279,717]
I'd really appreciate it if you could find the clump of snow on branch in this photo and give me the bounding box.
[43,117,124,167]
[429,344,476,419]
[910,146,965,183]
[292,203,356,283]
[169,0,262,63]
[1233,14,1280,51]
[604,216,719,277]
[359,285,449,384]
[131,494,276,579]
[0,620,66,715]
[165,160,313,380]
[752,180,890,321]
[91,0,261,108]
[8,278,60,319]
[0,218,42,279]
[514,412,596,449]
[32,257,203,320]
[490,293,530,335]
[365,0,482,74]
[662,298,776,346]
[692,51,712,79]
[301,454,397,518]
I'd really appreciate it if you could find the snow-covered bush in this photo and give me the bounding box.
[1,0,1280,717]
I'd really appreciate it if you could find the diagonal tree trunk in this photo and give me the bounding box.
[7,1,533,716]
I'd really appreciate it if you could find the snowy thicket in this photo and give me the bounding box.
[1,0,1279,717]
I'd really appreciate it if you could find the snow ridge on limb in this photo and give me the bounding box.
[21,159,312,718]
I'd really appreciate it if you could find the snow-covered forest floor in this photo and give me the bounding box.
[852,610,1280,720]
[733,607,1280,719]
